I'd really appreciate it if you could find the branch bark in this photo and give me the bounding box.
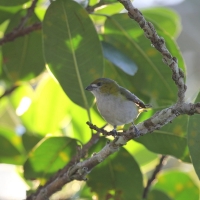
[143,155,168,199]
[0,0,40,46]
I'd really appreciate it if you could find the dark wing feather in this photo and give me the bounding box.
[119,86,149,108]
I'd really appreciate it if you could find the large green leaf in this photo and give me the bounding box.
[104,13,185,106]
[142,7,181,38]
[10,76,69,135]
[87,142,143,200]
[0,6,21,24]
[153,171,199,200]
[102,41,138,75]
[188,91,200,179]
[136,132,189,162]
[148,190,172,200]
[90,3,124,25]
[22,132,43,153]
[125,140,158,168]
[0,126,25,165]
[2,11,45,82]
[24,136,78,179]
[43,0,103,109]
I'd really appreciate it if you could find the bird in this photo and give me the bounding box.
[85,78,150,136]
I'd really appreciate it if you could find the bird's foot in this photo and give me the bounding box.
[130,125,140,138]
[110,129,119,138]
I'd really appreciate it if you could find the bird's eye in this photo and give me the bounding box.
[97,82,102,86]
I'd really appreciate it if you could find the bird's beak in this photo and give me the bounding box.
[85,85,93,91]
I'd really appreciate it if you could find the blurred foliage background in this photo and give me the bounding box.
[0,0,200,199]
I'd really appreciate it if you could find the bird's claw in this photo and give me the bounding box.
[110,129,118,137]
[133,125,140,138]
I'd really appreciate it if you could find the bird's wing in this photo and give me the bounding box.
[119,86,150,109]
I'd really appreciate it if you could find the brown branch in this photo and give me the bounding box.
[143,155,168,199]
[26,131,101,200]
[0,23,42,45]
[118,0,186,104]
[0,85,20,99]
[16,0,39,31]
[28,101,200,200]
[0,0,40,46]
[86,0,105,13]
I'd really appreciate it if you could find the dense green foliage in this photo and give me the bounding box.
[0,0,199,199]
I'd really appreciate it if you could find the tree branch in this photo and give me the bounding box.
[16,0,39,31]
[86,1,106,13]
[26,131,101,200]
[28,102,200,200]
[0,0,40,46]
[0,85,19,100]
[143,155,168,199]
[118,0,186,104]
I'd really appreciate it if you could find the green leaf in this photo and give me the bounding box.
[142,7,181,38]
[102,0,118,4]
[135,132,188,161]
[90,3,124,25]
[102,41,138,75]
[148,189,172,200]
[104,13,185,106]
[188,91,200,179]
[0,0,29,6]
[0,6,21,24]
[103,60,151,104]
[0,126,25,165]
[159,115,188,137]
[22,132,43,153]
[43,0,103,109]
[24,136,78,179]
[87,142,143,200]
[153,171,199,200]
[2,11,45,82]
[10,76,69,135]
[124,140,158,168]
[79,184,94,200]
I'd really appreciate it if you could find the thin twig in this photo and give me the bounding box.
[143,155,168,199]
[0,85,19,100]
[86,0,105,13]
[86,121,117,137]
[0,0,39,46]
[0,23,42,45]
[16,0,39,31]
[118,0,187,104]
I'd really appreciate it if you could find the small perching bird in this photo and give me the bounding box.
[85,78,150,136]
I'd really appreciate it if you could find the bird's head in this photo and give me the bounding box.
[85,78,119,97]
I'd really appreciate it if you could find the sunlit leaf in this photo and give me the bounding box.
[142,7,181,38]
[148,189,172,200]
[136,132,189,162]
[24,136,78,179]
[0,126,25,165]
[43,0,103,109]
[2,11,45,82]
[153,171,199,200]
[87,141,143,200]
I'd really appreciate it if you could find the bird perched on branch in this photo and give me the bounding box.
[85,78,150,136]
